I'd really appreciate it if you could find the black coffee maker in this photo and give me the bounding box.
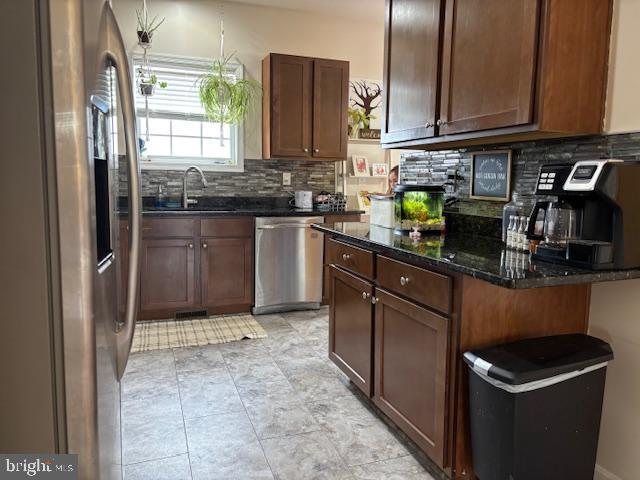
[527,160,640,269]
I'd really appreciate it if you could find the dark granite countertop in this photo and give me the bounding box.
[118,196,362,218]
[313,221,640,289]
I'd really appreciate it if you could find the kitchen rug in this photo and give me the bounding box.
[131,314,267,353]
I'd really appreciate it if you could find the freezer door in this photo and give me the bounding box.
[48,1,141,479]
[254,217,324,313]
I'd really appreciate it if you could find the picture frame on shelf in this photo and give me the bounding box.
[357,190,371,212]
[371,163,388,177]
[351,155,370,177]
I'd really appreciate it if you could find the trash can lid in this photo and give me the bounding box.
[463,334,613,386]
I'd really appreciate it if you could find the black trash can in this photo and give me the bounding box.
[463,334,613,480]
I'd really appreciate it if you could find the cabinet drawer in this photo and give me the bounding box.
[142,218,197,238]
[201,217,253,238]
[376,256,451,314]
[327,238,374,280]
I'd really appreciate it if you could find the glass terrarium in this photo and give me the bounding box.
[393,185,445,233]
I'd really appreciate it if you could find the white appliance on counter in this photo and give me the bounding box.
[294,190,313,209]
[253,216,324,314]
[370,194,395,228]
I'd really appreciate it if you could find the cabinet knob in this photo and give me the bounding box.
[400,276,409,286]
[314,148,320,153]
[371,296,379,305]
[188,243,194,249]
[342,253,351,261]
[362,292,370,300]
[202,243,208,249]
[303,148,309,153]
[436,119,448,127]
[425,122,433,128]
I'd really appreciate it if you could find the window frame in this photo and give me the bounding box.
[131,53,245,172]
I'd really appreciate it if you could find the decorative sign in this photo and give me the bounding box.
[469,150,512,201]
[359,128,381,140]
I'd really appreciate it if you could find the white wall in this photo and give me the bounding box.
[113,0,384,160]
[592,2,640,478]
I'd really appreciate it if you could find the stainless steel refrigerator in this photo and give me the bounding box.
[0,1,141,479]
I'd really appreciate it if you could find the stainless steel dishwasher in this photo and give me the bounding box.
[253,216,325,314]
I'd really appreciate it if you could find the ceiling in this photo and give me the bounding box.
[223,0,385,22]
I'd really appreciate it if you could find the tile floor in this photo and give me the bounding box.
[121,308,439,480]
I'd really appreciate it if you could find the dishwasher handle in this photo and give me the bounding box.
[257,224,314,230]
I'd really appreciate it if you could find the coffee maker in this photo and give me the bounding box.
[527,159,640,269]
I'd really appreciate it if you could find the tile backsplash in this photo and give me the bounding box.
[400,132,640,218]
[119,157,336,198]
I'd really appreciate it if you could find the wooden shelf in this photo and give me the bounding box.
[348,138,381,145]
[347,175,386,181]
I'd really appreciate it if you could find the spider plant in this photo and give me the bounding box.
[136,8,165,45]
[198,53,260,145]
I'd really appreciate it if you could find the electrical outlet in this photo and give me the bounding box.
[282,172,291,186]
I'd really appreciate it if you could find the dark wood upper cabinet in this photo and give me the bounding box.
[329,265,374,396]
[139,238,196,316]
[373,287,449,468]
[263,53,349,161]
[438,0,539,135]
[381,0,613,149]
[312,59,349,159]
[201,237,253,313]
[263,54,313,158]
[382,0,442,144]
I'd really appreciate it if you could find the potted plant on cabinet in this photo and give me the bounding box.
[136,8,165,47]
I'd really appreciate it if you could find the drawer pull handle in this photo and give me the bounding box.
[342,253,351,261]
[362,292,370,300]
[400,276,409,286]
[371,296,379,305]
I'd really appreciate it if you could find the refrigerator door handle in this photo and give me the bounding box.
[99,4,142,380]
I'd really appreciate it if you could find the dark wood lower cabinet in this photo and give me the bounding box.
[329,266,374,396]
[139,238,196,318]
[373,288,448,468]
[201,237,253,313]
[325,234,593,479]
[134,217,254,320]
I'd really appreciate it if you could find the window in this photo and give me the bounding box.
[132,54,244,171]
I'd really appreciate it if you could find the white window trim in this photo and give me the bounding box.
[131,53,245,172]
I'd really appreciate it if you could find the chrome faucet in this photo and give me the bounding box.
[182,165,209,208]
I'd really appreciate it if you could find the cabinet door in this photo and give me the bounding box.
[438,0,539,135]
[269,54,313,158]
[373,288,448,467]
[382,0,442,144]
[329,266,374,397]
[312,59,349,159]
[201,237,253,311]
[139,238,196,316]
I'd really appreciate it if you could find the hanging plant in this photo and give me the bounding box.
[198,53,260,145]
[137,68,167,97]
[136,7,165,47]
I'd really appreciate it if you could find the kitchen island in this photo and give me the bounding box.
[313,221,639,480]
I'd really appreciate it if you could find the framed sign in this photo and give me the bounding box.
[469,150,512,201]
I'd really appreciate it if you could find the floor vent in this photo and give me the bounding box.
[175,309,208,320]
